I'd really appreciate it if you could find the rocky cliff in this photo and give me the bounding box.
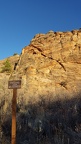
[8,29,81,103]
[0,29,81,103]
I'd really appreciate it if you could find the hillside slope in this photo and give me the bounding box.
[10,29,81,102]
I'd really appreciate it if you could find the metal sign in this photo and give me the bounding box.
[8,80,21,89]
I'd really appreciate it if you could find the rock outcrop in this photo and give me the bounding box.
[8,28,81,103]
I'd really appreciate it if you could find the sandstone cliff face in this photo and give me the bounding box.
[0,29,81,102]
[8,29,81,103]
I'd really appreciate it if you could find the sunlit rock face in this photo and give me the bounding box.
[0,29,81,103]
[11,29,81,102]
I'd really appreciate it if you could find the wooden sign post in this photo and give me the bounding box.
[8,80,21,144]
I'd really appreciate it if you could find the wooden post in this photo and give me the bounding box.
[11,88,17,144]
[8,80,21,144]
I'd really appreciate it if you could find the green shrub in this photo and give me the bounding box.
[1,59,12,73]
[13,53,18,56]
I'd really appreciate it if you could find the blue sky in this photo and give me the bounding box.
[0,0,81,59]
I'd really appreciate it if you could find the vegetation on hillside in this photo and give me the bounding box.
[0,94,81,144]
[13,53,18,56]
[1,59,12,73]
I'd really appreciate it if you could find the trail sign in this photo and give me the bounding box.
[8,80,21,89]
[8,80,21,144]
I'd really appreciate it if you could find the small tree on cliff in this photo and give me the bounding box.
[1,59,12,73]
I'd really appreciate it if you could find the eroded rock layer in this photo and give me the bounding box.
[10,29,81,102]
